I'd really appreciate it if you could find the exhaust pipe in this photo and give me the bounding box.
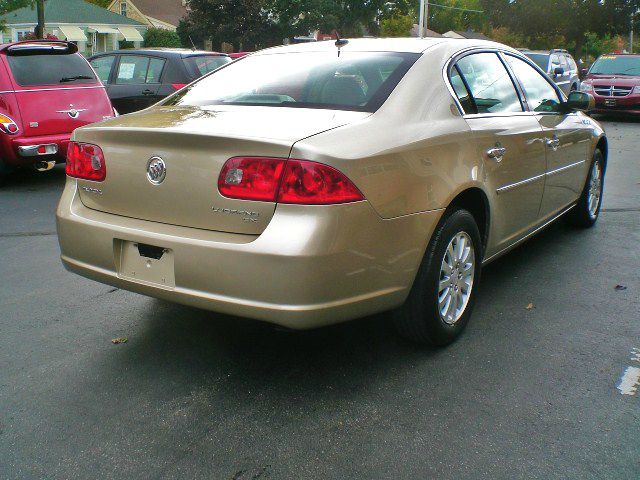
[33,160,56,172]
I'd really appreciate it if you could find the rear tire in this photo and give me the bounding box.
[567,149,604,228]
[394,209,482,346]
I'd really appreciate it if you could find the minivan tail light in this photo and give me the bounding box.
[0,114,19,134]
[66,142,106,181]
[218,157,364,205]
[172,83,187,90]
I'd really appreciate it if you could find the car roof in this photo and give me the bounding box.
[255,37,508,55]
[90,48,228,59]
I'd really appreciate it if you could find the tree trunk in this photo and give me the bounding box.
[35,0,45,39]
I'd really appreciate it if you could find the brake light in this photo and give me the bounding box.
[218,157,364,205]
[172,83,187,90]
[0,114,19,134]
[218,157,285,201]
[65,142,106,181]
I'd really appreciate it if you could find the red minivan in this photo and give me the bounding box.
[0,41,114,175]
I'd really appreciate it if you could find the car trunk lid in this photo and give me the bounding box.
[74,105,369,235]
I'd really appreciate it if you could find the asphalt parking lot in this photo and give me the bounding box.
[1,118,639,480]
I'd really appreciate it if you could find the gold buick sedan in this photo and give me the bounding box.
[57,38,606,345]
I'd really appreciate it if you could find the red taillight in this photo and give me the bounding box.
[65,142,106,181]
[218,157,364,205]
[278,160,364,204]
[0,114,19,135]
[172,83,187,90]
[218,157,285,201]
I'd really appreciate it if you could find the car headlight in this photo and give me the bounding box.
[580,83,594,93]
[633,86,640,94]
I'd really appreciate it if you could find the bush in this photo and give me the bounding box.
[143,28,182,48]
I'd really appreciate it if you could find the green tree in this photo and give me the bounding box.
[427,0,487,34]
[380,13,413,37]
[144,27,182,48]
[84,0,111,7]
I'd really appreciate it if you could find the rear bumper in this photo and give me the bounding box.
[56,178,442,329]
[0,133,70,167]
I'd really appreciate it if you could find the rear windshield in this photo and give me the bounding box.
[525,53,549,71]
[165,51,420,112]
[183,55,232,79]
[590,55,640,75]
[7,53,98,86]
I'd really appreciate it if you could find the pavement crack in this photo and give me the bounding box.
[0,231,56,238]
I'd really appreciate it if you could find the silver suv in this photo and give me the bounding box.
[520,49,580,95]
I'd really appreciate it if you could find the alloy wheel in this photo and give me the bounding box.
[438,231,475,325]
[588,159,602,219]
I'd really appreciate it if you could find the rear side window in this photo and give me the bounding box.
[452,52,523,114]
[7,53,97,86]
[525,53,549,72]
[90,55,115,83]
[183,55,231,79]
[116,55,164,84]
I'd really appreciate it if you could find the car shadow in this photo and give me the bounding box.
[94,216,581,397]
[0,163,66,190]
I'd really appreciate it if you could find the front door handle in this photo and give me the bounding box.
[142,89,154,95]
[486,146,507,162]
[546,137,560,151]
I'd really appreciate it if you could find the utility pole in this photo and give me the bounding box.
[418,0,429,37]
[35,0,45,39]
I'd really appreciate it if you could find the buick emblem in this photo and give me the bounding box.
[146,156,166,184]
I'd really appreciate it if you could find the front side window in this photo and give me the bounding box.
[453,52,522,114]
[164,52,419,112]
[506,55,562,113]
[183,55,232,79]
[90,55,115,83]
[7,53,98,86]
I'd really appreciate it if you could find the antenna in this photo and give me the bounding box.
[188,35,196,51]
[334,30,348,56]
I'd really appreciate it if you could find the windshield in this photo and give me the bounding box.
[590,55,640,75]
[7,53,98,86]
[164,51,420,112]
[525,53,549,71]
[182,55,232,79]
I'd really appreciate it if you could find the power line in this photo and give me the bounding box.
[427,2,484,13]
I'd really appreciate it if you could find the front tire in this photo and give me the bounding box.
[567,149,604,228]
[394,209,482,346]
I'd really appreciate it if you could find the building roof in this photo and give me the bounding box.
[410,25,443,38]
[444,30,492,41]
[0,0,143,26]
[124,0,187,28]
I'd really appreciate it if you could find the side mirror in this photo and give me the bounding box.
[553,66,564,77]
[565,91,594,112]
[580,68,589,78]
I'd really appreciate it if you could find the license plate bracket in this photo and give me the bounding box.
[116,240,175,288]
[604,98,617,107]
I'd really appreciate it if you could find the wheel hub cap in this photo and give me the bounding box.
[588,159,602,219]
[438,231,475,326]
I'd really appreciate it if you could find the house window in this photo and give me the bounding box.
[120,1,127,16]
[15,29,32,41]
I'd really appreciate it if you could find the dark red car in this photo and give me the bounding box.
[580,53,640,115]
[0,41,114,176]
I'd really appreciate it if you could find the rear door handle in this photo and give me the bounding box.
[486,146,507,162]
[142,89,154,95]
[546,137,560,150]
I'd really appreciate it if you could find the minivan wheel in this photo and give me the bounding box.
[567,149,604,228]
[394,209,482,346]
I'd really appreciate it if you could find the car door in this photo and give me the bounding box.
[505,54,591,219]
[451,52,547,253]
[108,55,162,114]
